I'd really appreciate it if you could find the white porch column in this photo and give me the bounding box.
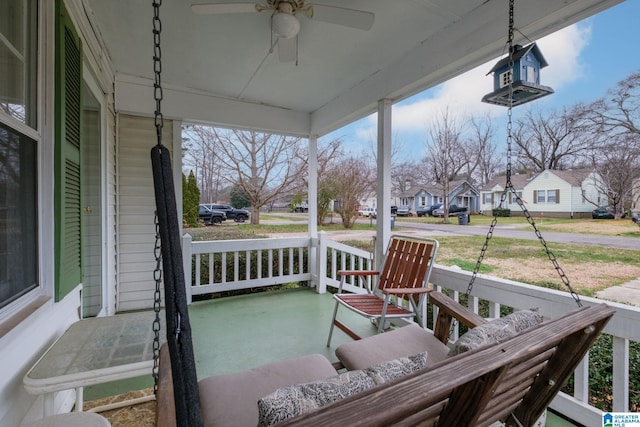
[308,135,320,290]
[308,135,318,238]
[376,99,392,267]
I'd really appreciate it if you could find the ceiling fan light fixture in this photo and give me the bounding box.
[272,11,300,39]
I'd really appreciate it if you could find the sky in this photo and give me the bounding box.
[322,0,640,162]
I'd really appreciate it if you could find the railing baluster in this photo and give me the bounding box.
[221,252,227,284]
[195,254,201,287]
[613,336,630,412]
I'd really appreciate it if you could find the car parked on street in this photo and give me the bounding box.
[591,206,626,219]
[202,203,250,222]
[632,212,640,224]
[198,205,226,225]
[432,204,468,217]
[395,206,412,216]
[358,207,377,217]
[416,204,442,217]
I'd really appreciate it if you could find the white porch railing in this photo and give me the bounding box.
[182,231,373,301]
[182,232,639,427]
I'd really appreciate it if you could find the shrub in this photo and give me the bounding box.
[492,208,511,217]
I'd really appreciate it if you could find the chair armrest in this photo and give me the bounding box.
[338,270,379,277]
[428,291,487,344]
[382,288,430,295]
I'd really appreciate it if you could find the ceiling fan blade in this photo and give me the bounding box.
[310,5,374,30]
[278,37,297,63]
[191,3,259,15]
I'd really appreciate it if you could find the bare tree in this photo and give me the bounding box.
[423,109,469,222]
[182,124,224,203]
[575,71,640,215]
[469,114,501,186]
[578,71,640,141]
[329,157,375,228]
[511,107,592,172]
[199,127,306,224]
[391,161,421,194]
[584,134,640,218]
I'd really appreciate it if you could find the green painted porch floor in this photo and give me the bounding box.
[85,287,575,426]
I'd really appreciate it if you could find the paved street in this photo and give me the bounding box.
[395,220,640,250]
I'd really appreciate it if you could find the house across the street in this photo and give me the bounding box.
[480,169,606,218]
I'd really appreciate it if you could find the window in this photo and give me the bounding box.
[420,196,426,205]
[508,191,522,204]
[0,0,38,310]
[483,193,493,204]
[534,189,558,204]
[0,0,38,127]
[0,123,38,308]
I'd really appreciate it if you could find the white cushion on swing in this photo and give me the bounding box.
[448,309,543,357]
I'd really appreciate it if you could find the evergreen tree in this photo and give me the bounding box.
[230,184,251,208]
[183,170,201,227]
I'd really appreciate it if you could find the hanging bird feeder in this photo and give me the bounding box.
[481,42,554,106]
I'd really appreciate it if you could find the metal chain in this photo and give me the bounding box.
[151,0,164,394]
[466,0,515,298]
[152,215,163,392]
[465,0,581,308]
[153,1,164,140]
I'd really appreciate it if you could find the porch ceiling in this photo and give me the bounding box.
[84,0,622,137]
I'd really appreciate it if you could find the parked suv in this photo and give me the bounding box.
[202,204,250,222]
[416,204,442,217]
[358,207,377,217]
[198,205,226,225]
[432,204,468,217]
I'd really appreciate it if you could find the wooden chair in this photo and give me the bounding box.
[327,236,438,346]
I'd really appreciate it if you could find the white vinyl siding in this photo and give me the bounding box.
[116,114,174,311]
[524,170,601,216]
[81,92,102,316]
[105,102,117,314]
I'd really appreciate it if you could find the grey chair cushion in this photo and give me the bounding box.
[198,353,337,427]
[335,324,449,370]
[257,352,428,427]
[448,309,543,357]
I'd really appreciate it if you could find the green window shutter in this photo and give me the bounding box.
[556,189,560,204]
[54,0,83,301]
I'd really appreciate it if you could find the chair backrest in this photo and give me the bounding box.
[377,236,438,298]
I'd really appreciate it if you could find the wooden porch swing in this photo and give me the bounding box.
[148,2,615,427]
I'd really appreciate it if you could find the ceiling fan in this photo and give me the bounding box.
[191,1,375,62]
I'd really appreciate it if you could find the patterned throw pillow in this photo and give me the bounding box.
[447,309,543,357]
[256,352,428,427]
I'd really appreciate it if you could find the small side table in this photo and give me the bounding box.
[24,311,165,416]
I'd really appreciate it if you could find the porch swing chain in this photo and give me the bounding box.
[465,0,582,308]
[151,0,163,393]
